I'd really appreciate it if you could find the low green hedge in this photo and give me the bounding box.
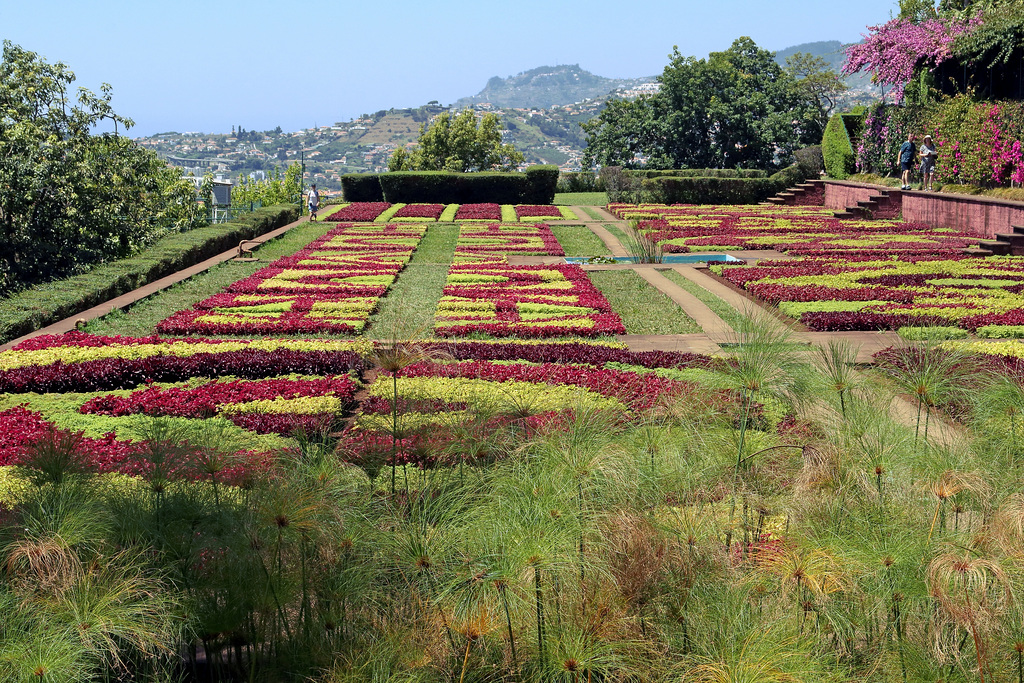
[641,164,804,204]
[0,205,299,345]
[626,168,767,179]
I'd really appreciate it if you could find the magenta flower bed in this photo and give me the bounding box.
[0,406,270,484]
[515,205,563,218]
[393,203,444,219]
[455,203,501,220]
[325,203,392,222]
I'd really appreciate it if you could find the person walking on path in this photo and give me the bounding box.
[307,184,319,221]
[898,134,917,190]
[919,134,937,191]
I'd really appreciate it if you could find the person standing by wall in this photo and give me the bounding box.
[898,134,917,190]
[919,135,937,191]
[307,183,319,221]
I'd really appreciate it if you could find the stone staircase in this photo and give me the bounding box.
[831,188,903,220]
[762,179,825,207]
[974,224,1024,256]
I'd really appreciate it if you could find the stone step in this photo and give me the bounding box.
[833,210,858,219]
[767,197,787,205]
[1013,224,1024,235]
[995,232,1024,246]
[857,200,879,210]
[963,247,995,257]
[978,240,1013,255]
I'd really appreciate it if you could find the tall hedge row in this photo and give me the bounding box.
[341,165,559,204]
[626,168,767,179]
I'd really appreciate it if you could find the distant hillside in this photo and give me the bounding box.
[773,40,878,103]
[455,64,657,110]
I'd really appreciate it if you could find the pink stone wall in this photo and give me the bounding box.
[794,183,825,206]
[823,181,1024,237]
[903,194,1024,237]
[823,183,879,211]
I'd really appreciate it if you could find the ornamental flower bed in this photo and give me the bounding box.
[515,205,575,221]
[0,333,368,394]
[157,224,425,336]
[392,203,444,220]
[435,264,626,338]
[454,223,565,264]
[609,204,979,257]
[717,255,1024,332]
[81,375,357,435]
[0,405,271,484]
[325,203,392,222]
[454,203,502,221]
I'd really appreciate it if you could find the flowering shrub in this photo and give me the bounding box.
[843,15,981,102]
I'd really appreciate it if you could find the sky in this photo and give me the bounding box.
[3,0,901,138]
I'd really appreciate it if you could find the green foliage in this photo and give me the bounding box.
[556,171,604,193]
[897,325,971,340]
[822,112,859,179]
[390,109,524,172]
[785,52,849,144]
[0,41,205,296]
[0,205,297,344]
[625,168,768,179]
[639,164,806,204]
[794,145,825,179]
[231,163,302,207]
[340,174,386,202]
[377,167,558,204]
[583,37,815,171]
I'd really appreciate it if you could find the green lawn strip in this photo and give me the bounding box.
[659,269,745,331]
[554,192,608,206]
[582,207,607,220]
[365,224,458,339]
[85,224,333,338]
[604,223,630,244]
[588,270,701,335]
[550,225,611,257]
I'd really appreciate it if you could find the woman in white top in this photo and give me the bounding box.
[919,135,937,191]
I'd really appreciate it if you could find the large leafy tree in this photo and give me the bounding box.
[389,109,524,172]
[785,52,848,145]
[0,41,202,295]
[582,38,813,170]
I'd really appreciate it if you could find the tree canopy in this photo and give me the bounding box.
[388,109,524,172]
[0,41,203,295]
[582,38,821,171]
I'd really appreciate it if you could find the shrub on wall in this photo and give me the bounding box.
[640,164,804,204]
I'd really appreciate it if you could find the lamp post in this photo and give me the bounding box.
[300,149,305,214]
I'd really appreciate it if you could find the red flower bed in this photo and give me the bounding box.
[393,204,444,219]
[515,205,563,218]
[418,340,720,371]
[455,203,501,220]
[325,203,391,222]
[0,406,270,484]
[81,376,357,419]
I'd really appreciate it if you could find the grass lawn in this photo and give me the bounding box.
[659,268,746,331]
[554,192,608,206]
[550,225,611,257]
[588,270,701,335]
[85,224,332,338]
[364,224,458,339]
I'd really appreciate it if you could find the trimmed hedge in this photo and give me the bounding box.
[370,165,560,204]
[341,174,386,202]
[640,164,805,204]
[0,205,299,344]
[625,168,767,179]
[823,112,864,180]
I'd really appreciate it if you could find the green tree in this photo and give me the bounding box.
[0,41,202,295]
[582,37,813,170]
[389,109,524,172]
[785,52,849,145]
